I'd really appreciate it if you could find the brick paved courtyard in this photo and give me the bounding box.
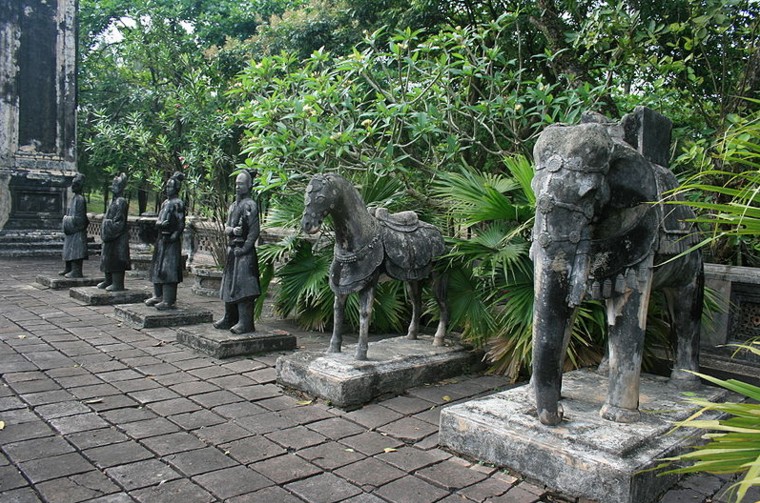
[0,258,753,503]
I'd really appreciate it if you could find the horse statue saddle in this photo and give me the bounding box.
[369,207,420,233]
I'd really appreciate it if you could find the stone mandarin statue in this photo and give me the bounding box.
[213,169,261,334]
[145,171,186,310]
[60,173,89,278]
[98,173,131,291]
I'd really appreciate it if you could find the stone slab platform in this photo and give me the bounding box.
[36,274,104,290]
[70,286,151,306]
[114,303,213,329]
[439,369,729,503]
[176,324,297,358]
[276,336,480,408]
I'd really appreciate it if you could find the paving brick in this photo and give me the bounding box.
[250,453,322,485]
[378,416,439,443]
[169,409,226,430]
[0,419,55,444]
[20,389,75,406]
[231,383,283,402]
[266,426,326,450]
[343,404,404,429]
[7,378,60,395]
[3,371,46,383]
[96,369,144,382]
[164,446,237,476]
[382,395,437,415]
[133,363,179,376]
[83,493,136,503]
[66,427,131,450]
[119,417,180,439]
[140,431,207,456]
[458,478,512,501]
[374,475,450,503]
[35,470,120,503]
[190,389,243,408]
[18,452,94,483]
[173,358,214,371]
[226,485,304,503]
[207,374,257,389]
[84,441,154,468]
[487,484,542,503]
[257,394,302,411]
[86,393,141,412]
[99,406,157,424]
[413,405,443,425]
[340,431,404,456]
[105,459,181,491]
[414,432,440,450]
[657,488,706,503]
[235,411,297,435]
[220,359,267,373]
[334,457,406,490]
[211,400,268,420]
[188,365,235,380]
[415,459,489,491]
[49,412,110,435]
[168,380,220,396]
[193,465,273,499]
[146,397,202,416]
[679,474,723,495]
[193,421,252,445]
[279,404,336,425]
[0,464,29,491]
[297,441,366,471]
[244,367,277,384]
[221,435,286,464]
[0,487,42,502]
[342,494,387,503]
[285,473,363,503]
[54,373,104,389]
[110,378,162,394]
[128,387,180,404]
[2,436,75,463]
[0,407,37,424]
[131,477,215,503]
[306,417,366,440]
[34,400,91,420]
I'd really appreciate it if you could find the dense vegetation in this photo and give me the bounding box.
[78,0,759,378]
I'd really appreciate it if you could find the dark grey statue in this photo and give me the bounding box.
[98,173,131,291]
[301,173,448,360]
[530,107,703,426]
[145,171,186,310]
[213,169,261,334]
[60,173,89,278]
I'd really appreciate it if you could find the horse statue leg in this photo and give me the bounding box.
[356,284,376,360]
[432,270,448,347]
[328,293,348,354]
[406,280,421,340]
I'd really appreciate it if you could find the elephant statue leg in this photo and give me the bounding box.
[432,270,448,347]
[406,280,421,340]
[664,263,703,389]
[356,285,375,361]
[600,284,650,423]
[328,293,348,354]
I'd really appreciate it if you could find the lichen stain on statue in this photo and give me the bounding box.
[301,173,449,361]
[530,107,704,426]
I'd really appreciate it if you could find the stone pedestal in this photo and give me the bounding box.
[114,303,212,329]
[36,274,104,290]
[276,336,480,408]
[176,324,296,358]
[70,286,151,306]
[439,369,729,503]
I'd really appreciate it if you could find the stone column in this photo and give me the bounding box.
[0,0,78,252]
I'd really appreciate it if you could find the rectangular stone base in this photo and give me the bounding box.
[70,286,152,306]
[439,369,729,503]
[114,303,212,329]
[36,274,104,290]
[176,324,297,358]
[276,336,480,408]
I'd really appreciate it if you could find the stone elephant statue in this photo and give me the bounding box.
[530,107,704,426]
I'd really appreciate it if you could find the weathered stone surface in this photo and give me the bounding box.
[176,324,296,358]
[276,336,480,408]
[36,274,104,290]
[114,303,212,329]
[439,369,730,503]
[70,286,151,306]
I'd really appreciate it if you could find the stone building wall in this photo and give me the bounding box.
[0,0,78,234]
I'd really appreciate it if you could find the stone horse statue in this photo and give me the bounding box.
[301,173,448,360]
[530,107,704,426]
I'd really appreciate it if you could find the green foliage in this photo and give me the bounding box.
[657,347,760,502]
